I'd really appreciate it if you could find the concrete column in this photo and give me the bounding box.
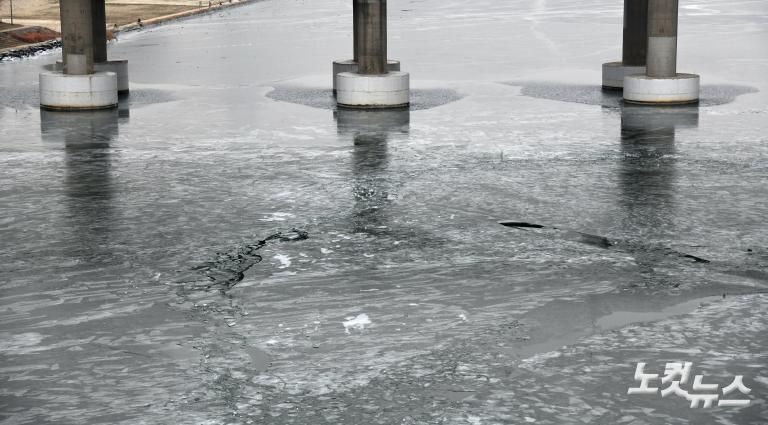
[646,0,678,78]
[337,0,408,107]
[623,0,698,103]
[353,1,359,62]
[91,0,108,63]
[601,0,649,90]
[41,0,118,109]
[60,0,95,75]
[333,0,399,94]
[355,0,387,75]
[622,0,648,67]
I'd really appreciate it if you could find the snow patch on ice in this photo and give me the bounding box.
[0,332,45,355]
[343,314,372,334]
[273,254,291,268]
[259,212,295,222]
[467,415,483,425]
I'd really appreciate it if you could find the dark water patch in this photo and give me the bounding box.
[0,85,174,110]
[266,86,465,111]
[502,81,758,108]
[409,88,466,110]
[123,88,177,108]
[186,229,308,292]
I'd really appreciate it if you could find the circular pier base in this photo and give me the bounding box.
[95,60,129,93]
[332,59,401,95]
[336,71,410,109]
[40,71,118,111]
[623,73,700,105]
[55,59,129,93]
[602,61,646,90]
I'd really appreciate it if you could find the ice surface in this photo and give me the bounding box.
[0,0,766,423]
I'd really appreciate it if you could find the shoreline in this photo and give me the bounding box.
[0,0,256,61]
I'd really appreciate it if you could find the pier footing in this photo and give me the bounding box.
[40,71,118,110]
[602,61,646,90]
[336,71,409,109]
[333,59,400,95]
[623,73,700,105]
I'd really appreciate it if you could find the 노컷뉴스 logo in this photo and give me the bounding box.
[628,362,752,408]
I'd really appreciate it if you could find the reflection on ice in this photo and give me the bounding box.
[335,108,410,235]
[618,104,699,226]
[505,81,756,107]
[618,104,701,283]
[40,109,122,262]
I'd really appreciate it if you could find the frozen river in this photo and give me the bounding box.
[1,0,767,423]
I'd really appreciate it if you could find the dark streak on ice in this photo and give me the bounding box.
[498,222,544,229]
[499,220,710,263]
[192,229,308,291]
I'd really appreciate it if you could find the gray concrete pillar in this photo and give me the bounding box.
[337,0,408,107]
[355,0,387,75]
[60,0,95,75]
[646,0,678,78]
[623,0,648,67]
[91,0,108,63]
[353,1,360,62]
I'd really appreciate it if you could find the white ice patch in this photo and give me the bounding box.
[458,313,468,321]
[0,332,45,355]
[521,350,562,366]
[343,314,371,334]
[259,212,295,222]
[682,4,721,16]
[273,254,291,268]
[321,248,333,254]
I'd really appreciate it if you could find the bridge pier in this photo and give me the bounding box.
[92,0,129,93]
[602,0,648,90]
[40,0,118,110]
[624,0,700,104]
[332,1,400,95]
[336,0,409,108]
[53,1,130,93]
[332,59,400,96]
